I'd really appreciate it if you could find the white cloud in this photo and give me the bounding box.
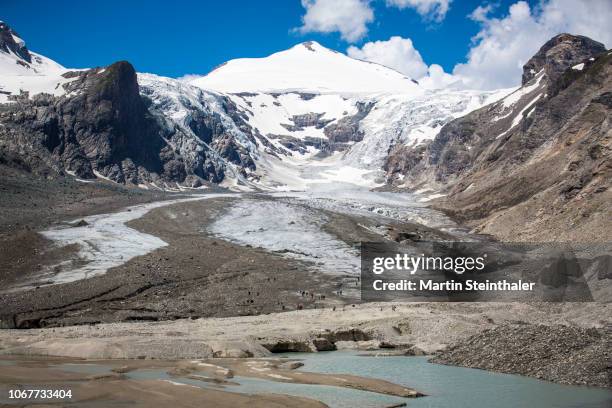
[176,74,204,82]
[468,4,494,23]
[347,36,429,78]
[293,0,610,91]
[453,0,612,90]
[296,0,374,42]
[295,0,452,43]
[347,36,459,89]
[418,64,460,89]
[385,0,451,22]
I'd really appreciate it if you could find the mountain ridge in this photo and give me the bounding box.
[385,33,611,241]
[0,21,609,241]
[0,21,501,191]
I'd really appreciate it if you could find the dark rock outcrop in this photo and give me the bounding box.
[384,144,426,179]
[0,22,31,63]
[522,33,606,85]
[0,62,180,184]
[267,134,328,154]
[260,328,372,353]
[312,337,337,351]
[324,102,374,145]
[261,339,314,353]
[317,327,372,342]
[281,112,334,132]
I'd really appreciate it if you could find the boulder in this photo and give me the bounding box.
[312,338,336,351]
[278,361,304,370]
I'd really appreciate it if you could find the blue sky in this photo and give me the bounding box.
[2,0,609,89]
[3,0,531,76]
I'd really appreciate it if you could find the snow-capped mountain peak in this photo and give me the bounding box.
[191,41,422,94]
[0,21,31,62]
[183,40,509,190]
[0,22,65,73]
[294,40,335,53]
[0,22,68,102]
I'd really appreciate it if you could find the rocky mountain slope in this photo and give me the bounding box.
[0,22,260,189]
[0,25,504,191]
[386,34,611,241]
[1,23,609,242]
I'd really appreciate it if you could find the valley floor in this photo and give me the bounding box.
[0,172,610,397]
[0,175,452,327]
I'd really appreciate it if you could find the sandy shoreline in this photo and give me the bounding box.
[0,360,329,407]
[0,354,424,407]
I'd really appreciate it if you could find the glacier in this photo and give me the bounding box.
[0,35,514,191]
[0,33,518,285]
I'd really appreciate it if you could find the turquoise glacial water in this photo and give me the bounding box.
[282,352,612,408]
[50,353,612,408]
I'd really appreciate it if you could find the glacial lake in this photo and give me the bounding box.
[51,352,612,408]
[280,352,612,408]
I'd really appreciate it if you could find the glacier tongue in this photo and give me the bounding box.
[208,198,361,276]
[207,186,460,277]
[31,195,237,288]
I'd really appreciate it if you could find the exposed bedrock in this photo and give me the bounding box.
[0,62,175,184]
[522,33,606,84]
[385,33,611,241]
